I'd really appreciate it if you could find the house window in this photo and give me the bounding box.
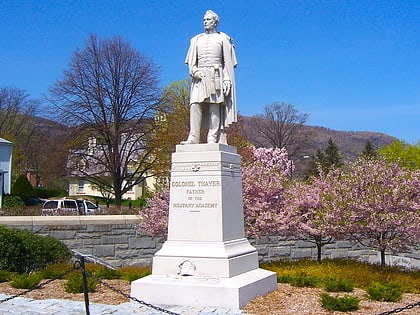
[78,180,85,193]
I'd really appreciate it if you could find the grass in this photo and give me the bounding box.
[262,258,420,294]
[37,261,151,283]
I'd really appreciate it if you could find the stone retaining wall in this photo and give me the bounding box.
[1,216,418,269]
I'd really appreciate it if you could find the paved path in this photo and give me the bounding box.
[0,294,244,315]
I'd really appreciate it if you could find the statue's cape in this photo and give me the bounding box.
[185,32,237,128]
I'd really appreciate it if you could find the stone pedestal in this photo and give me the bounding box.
[131,144,276,309]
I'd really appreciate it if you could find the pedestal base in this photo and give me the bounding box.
[131,144,277,309]
[131,268,277,309]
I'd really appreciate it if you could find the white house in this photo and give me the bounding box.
[0,137,12,207]
[67,136,155,200]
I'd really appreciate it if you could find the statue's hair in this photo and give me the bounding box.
[204,10,219,27]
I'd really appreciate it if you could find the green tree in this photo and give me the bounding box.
[151,79,191,184]
[324,138,343,169]
[379,140,420,170]
[360,140,378,159]
[12,174,34,203]
[305,138,344,178]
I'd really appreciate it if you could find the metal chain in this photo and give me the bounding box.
[375,300,420,315]
[78,266,180,315]
[0,267,76,304]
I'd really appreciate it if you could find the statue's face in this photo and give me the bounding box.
[203,14,217,31]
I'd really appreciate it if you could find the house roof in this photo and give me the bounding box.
[0,137,12,145]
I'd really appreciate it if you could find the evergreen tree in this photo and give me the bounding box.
[360,140,378,159]
[304,138,343,179]
[324,138,343,169]
[12,174,34,203]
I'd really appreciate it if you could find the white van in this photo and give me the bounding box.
[75,199,102,215]
[41,199,101,215]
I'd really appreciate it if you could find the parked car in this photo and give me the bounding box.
[75,199,102,215]
[41,199,78,216]
[41,199,102,216]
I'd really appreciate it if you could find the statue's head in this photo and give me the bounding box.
[203,10,219,31]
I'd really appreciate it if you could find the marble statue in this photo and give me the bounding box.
[181,10,237,144]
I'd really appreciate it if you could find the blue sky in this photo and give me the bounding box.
[1,0,419,143]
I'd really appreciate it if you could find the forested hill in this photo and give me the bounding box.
[303,125,396,159]
[242,116,396,160]
[34,115,396,160]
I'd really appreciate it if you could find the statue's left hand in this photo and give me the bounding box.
[223,81,231,95]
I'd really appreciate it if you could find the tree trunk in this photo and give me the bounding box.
[317,242,322,263]
[380,249,386,270]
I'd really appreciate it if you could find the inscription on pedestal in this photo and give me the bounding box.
[172,161,241,174]
[171,179,221,212]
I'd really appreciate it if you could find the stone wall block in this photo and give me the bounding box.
[93,244,115,257]
[88,225,111,232]
[102,235,129,245]
[129,237,157,249]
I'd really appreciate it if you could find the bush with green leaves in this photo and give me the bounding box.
[119,265,151,282]
[0,270,13,282]
[324,276,354,292]
[64,272,98,293]
[0,226,71,273]
[320,293,360,312]
[40,262,75,279]
[10,273,42,289]
[94,266,122,280]
[1,195,25,215]
[2,195,25,208]
[279,273,321,287]
[11,174,34,204]
[367,281,403,302]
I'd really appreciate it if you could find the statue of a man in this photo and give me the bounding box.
[181,10,237,145]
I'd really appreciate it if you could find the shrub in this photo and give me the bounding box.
[320,293,360,312]
[10,273,42,289]
[2,195,25,208]
[286,273,321,287]
[1,195,25,215]
[119,265,151,282]
[0,270,13,282]
[0,226,71,273]
[40,262,74,279]
[277,274,292,283]
[367,281,403,302]
[324,276,354,292]
[262,258,420,294]
[94,266,122,280]
[11,175,34,204]
[65,272,98,293]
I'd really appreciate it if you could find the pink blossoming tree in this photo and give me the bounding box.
[242,147,293,237]
[139,147,293,237]
[332,157,420,269]
[283,169,346,262]
[138,188,170,237]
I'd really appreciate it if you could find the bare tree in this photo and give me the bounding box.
[48,34,161,205]
[0,87,42,177]
[249,102,313,159]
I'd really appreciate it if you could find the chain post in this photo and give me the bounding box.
[78,256,90,315]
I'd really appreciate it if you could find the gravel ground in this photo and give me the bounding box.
[1,280,419,314]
